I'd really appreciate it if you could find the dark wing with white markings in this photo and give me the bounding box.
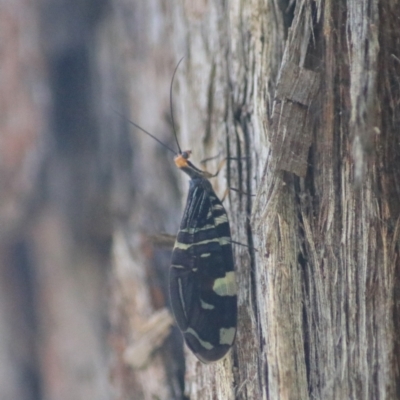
[169,177,237,363]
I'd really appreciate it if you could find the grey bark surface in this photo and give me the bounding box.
[3,0,398,398]
[101,0,400,399]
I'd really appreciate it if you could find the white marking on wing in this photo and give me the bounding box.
[185,328,214,350]
[212,271,237,296]
[214,214,228,225]
[178,278,188,319]
[174,237,231,250]
[219,327,236,345]
[200,299,215,310]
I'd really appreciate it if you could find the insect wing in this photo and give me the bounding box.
[169,180,237,363]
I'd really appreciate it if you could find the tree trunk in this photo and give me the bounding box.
[0,0,400,400]
[2,0,398,398]
[102,0,400,399]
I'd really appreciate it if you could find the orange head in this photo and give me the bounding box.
[174,150,192,169]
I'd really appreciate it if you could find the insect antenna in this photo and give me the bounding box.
[170,57,185,155]
[113,108,176,155]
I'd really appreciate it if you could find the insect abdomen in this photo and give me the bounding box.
[169,178,237,363]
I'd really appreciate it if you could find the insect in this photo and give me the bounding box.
[169,150,237,362]
[121,59,237,363]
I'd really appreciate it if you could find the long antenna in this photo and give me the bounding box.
[113,109,177,155]
[170,57,184,154]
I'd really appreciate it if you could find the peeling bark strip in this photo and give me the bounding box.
[272,62,320,176]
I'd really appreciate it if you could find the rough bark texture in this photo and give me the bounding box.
[103,0,400,399]
[2,0,400,399]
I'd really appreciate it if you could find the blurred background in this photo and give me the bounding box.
[0,0,189,398]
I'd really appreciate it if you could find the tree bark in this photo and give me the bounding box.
[103,0,400,399]
[4,0,398,398]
